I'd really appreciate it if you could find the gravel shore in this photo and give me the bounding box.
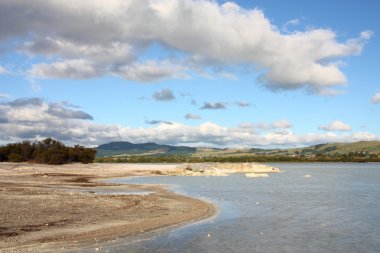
[0,163,215,252]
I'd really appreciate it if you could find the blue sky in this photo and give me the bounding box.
[0,0,379,147]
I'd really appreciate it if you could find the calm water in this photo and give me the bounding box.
[80,163,380,253]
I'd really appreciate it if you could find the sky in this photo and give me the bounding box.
[0,0,380,148]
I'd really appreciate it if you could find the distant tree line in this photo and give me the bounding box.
[0,138,96,164]
[96,153,380,163]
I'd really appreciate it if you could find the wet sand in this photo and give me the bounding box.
[0,163,216,252]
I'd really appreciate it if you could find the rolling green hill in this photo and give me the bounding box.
[285,141,380,156]
[96,141,196,157]
[96,141,380,158]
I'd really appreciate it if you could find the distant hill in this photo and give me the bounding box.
[286,141,380,155]
[96,141,196,157]
[96,141,380,158]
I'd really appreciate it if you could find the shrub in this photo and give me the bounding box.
[0,138,96,164]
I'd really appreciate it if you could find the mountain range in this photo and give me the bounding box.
[96,141,380,158]
[96,141,196,157]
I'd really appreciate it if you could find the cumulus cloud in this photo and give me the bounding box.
[200,102,226,110]
[47,103,93,120]
[7,97,43,107]
[29,59,102,79]
[319,120,352,131]
[243,120,293,130]
[116,60,189,82]
[21,38,134,65]
[152,89,176,101]
[0,98,97,144]
[271,120,293,129]
[0,98,378,147]
[185,113,201,120]
[0,0,371,92]
[371,92,380,104]
[1,98,93,121]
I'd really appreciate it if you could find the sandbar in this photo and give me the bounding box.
[0,163,216,252]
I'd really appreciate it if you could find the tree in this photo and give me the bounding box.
[0,138,96,164]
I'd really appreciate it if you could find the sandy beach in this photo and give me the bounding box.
[0,163,216,252]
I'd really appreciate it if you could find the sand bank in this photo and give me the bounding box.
[0,162,277,252]
[0,163,215,252]
[168,162,281,177]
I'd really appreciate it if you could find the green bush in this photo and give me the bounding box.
[0,138,96,164]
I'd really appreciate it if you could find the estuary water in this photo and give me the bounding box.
[99,163,380,253]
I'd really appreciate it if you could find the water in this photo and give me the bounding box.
[85,163,380,253]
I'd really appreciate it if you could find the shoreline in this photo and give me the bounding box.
[0,162,216,252]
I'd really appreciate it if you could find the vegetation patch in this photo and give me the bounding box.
[0,138,96,164]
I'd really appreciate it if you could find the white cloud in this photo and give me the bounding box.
[0,98,378,147]
[282,18,301,33]
[286,19,300,26]
[1,98,92,121]
[371,92,380,104]
[116,60,188,82]
[271,120,293,129]
[0,0,371,92]
[319,120,352,131]
[248,120,293,130]
[0,66,7,74]
[21,38,134,65]
[29,59,102,79]
[360,31,374,40]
